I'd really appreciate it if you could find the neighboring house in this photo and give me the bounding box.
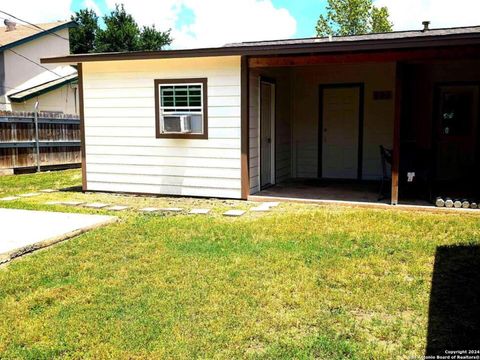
[0,20,78,114]
[42,24,480,205]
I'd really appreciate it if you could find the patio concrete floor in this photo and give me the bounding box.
[0,208,116,263]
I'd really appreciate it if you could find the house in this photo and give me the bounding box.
[0,20,78,114]
[42,24,480,206]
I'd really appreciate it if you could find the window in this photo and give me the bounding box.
[440,89,473,136]
[155,78,208,139]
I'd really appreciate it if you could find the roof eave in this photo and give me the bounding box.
[40,32,480,65]
[0,21,76,53]
[8,75,78,103]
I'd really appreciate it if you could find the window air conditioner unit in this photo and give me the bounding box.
[163,114,192,133]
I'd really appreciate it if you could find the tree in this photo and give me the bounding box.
[139,25,172,51]
[69,4,173,53]
[70,9,99,54]
[316,0,393,37]
[371,6,392,33]
[95,4,140,52]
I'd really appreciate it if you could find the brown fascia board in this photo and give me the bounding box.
[40,32,480,64]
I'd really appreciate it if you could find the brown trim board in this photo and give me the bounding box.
[77,63,87,192]
[154,78,208,139]
[41,34,480,64]
[241,56,250,200]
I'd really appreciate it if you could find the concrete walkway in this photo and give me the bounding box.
[0,208,116,263]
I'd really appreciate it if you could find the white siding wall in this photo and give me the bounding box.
[83,56,242,199]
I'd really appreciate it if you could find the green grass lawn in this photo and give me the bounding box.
[0,170,479,359]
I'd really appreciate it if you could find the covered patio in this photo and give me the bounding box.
[245,33,480,207]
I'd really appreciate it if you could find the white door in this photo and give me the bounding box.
[321,86,361,179]
[260,81,275,188]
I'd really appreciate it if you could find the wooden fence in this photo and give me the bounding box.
[0,110,81,172]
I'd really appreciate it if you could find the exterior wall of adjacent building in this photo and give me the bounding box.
[0,28,76,113]
[10,82,78,114]
[82,56,243,198]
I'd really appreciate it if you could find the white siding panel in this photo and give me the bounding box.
[86,145,240,158]
[86,136,240,149]
[208,96,241,107]
[85,108,154,118]
[88,173,240,190]
[84,105,239,118]
[208,118,240,128]
[208,106,240,117]
[85,126,240,139]
[84,75,240,88]
[84,85,240,99]
[87,154,240,169]
[83,56,242,199]
[84,117,239,129]
[88,164,240,179]
[208,86,241,97]
[88,182,241,199]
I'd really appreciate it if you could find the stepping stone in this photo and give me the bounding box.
[106,205,129,211]
[223,210,246,217]
[159,208,183,212]
[0,196,20,201]
[189,209,210,215]
[139,207,160,213]
[262,202,280,208]
[44,201,62,205]
[251,206,270,212]
[39,189,57,193]
[84,203,109,209]
[19,193,41,197]
[62,201,85,206]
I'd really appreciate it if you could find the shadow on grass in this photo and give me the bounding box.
[426,245,480,355]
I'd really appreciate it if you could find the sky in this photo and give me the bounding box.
[2,0,480,49]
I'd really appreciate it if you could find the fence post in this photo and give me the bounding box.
[34,102,40,172]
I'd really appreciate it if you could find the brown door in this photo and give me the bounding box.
[435,85,479,189]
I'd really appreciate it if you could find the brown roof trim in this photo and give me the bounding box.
[41,32,480,64]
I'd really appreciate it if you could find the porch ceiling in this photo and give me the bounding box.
[249,46,480,68]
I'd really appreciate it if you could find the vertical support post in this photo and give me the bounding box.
[391,62,403,205]
[240,56,250,200]
[34,101,40,172]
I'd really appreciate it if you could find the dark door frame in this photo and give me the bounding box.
[318,82,365,180]
[259,76,277,189]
